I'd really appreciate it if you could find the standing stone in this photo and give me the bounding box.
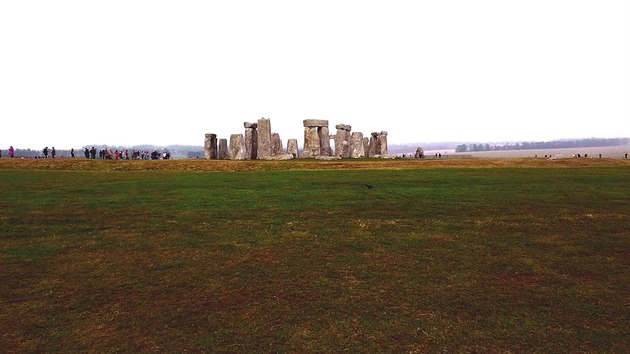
[257,117,273,160]
[369,132,379,157]
[379,131,388,156]
[363,137,370,157]
[271,133,283,156]
[340,141,350,158]
[319,126,333,156]
[204,133,218,160]
[303,119,330,158]
[229,134,246,160]
[350,132,364,158]
[218,138,229,160]
[302,126,320,158]
[287,139,299,158]
[244,122,258,160]
[335,124,352,158]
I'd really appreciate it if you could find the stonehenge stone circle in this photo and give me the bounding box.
[206,118,388,160]
[229,134,246,160]
[257,117,273,160]
[204,133,218,160]
[218,138,229,160]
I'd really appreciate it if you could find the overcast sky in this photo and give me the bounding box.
[1,1,628,149]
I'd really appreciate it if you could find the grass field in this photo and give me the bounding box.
[1,158,629,352]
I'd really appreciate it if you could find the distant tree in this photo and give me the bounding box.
[455,144,468,153]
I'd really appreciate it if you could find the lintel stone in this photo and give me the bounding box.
[244,122,258,129]
[303,119,329,127]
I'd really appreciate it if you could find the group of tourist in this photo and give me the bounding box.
[82,147,170,160]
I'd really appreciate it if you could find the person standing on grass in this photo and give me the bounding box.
[43,146,49,158]
[71,148,75,158]
[51,147,56,159]
[9,146,14,158]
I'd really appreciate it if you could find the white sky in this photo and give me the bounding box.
[1,1,629,149]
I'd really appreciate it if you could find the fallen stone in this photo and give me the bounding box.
[272,153,294,160]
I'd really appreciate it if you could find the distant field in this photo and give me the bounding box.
[1,159,629,352]
[463,144,630,159]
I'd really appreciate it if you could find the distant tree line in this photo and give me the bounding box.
[455,138,629,153]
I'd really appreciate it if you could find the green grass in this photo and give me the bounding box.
[1,165,629,351]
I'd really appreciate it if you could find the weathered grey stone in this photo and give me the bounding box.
[379,131,388,157]
[303,119,329,127]
[272,153,294,160]
[272,133,283,156]
[350,132,364,158]
[287,139,299,158]
[369,132,379,157]
[315,155,341,160]
[229,134,246,160]
[340,141,350,158]
[204,133,218,160]
[302,126,320,158]
[244,126,258,160]
[243,122,258,129]
[218,138,229,160]
[363,137,370,157]
[319,126,333,156]
[257,117,273,160]
[335,123,352,158]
